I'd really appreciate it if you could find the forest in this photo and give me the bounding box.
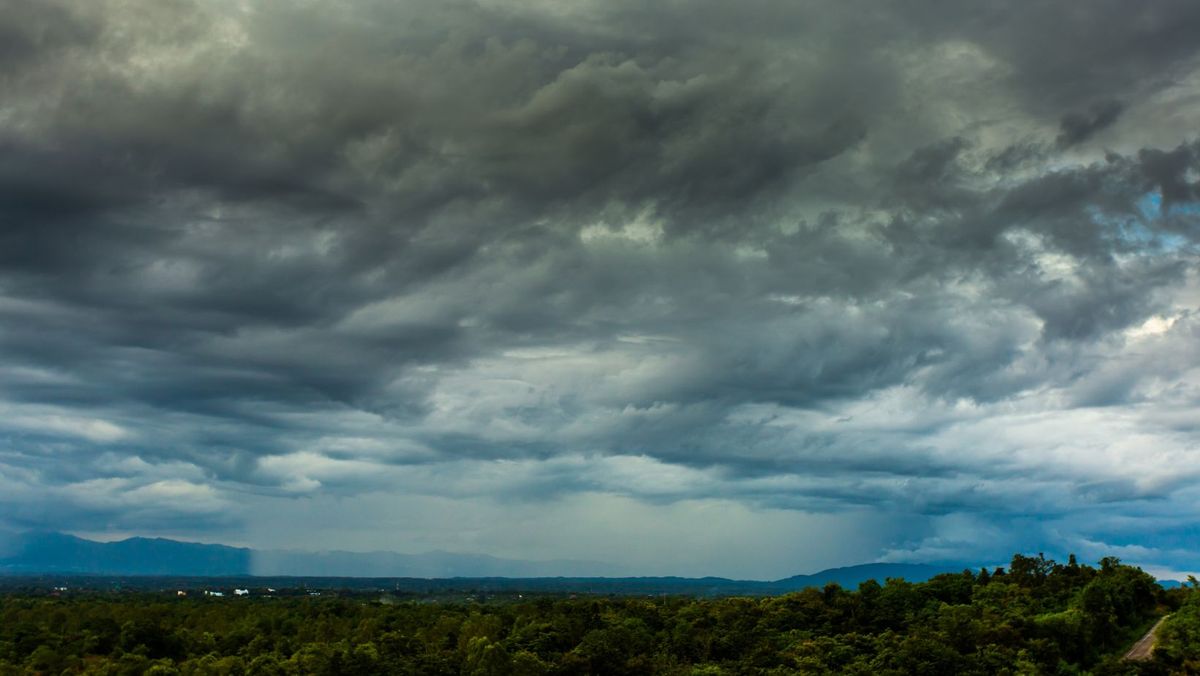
[1,554,1198,675]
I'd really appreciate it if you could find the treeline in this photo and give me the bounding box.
[1141,581,1200,675]
[0,554,1189,675]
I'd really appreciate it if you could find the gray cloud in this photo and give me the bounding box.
[0,0,1199,576]
[1057,100,1125,148]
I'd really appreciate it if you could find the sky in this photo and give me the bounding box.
[1,0,1199,580]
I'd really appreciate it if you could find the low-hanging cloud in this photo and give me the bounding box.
[1,0,1199,576]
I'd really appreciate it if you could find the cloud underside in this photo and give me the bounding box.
[1,0,1200,575]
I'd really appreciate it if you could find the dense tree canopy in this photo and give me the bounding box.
[0,555,1190,675]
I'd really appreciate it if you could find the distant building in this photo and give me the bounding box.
[234,589,249,596]
[177,591,188,597]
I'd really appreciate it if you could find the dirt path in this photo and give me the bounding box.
[1125,615,1170,661]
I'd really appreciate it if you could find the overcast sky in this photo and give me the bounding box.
[2,0,1199,579]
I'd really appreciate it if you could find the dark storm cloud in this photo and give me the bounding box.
[1057,100,1125,148]
[896,0,1200,109]
[1,0,1199,571]
[0,0,100,67]
[1139,143,1200,210]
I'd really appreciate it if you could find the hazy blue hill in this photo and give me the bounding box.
[0,532,621,578]
[0,532,985,594]
[0,532,251,576]
[772,562,958,590]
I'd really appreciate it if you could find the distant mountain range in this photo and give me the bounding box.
[0,532,970,592]
[0,532,1185,595]
[0,531,252,577]
[0,532,626,578]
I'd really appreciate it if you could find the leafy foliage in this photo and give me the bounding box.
[1137,578,1200,675]
[0,555,1184,675]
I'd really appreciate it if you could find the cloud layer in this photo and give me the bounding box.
[1,0,1199,577]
